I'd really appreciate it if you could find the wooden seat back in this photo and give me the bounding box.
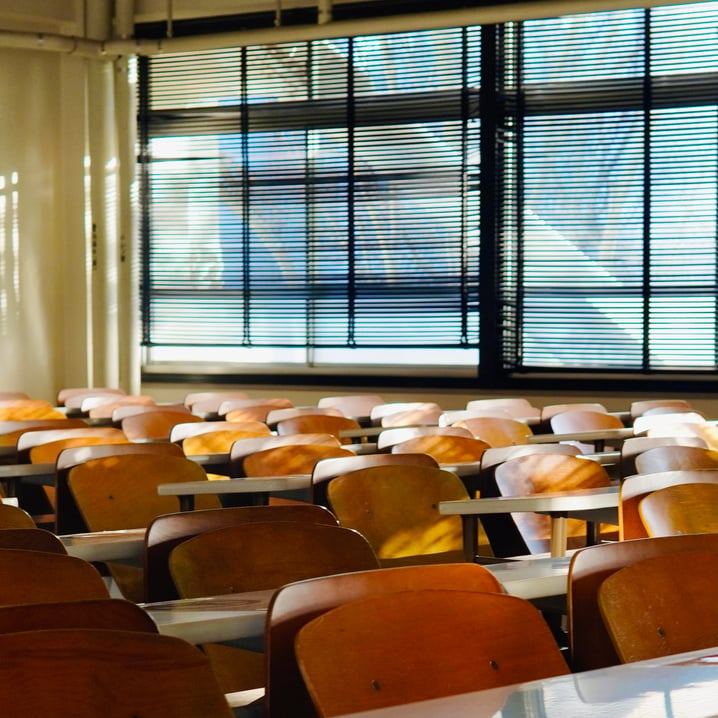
[390,434,490,463]
[452,416,533,447]
[275,414,361,444]
[0,528,67,554]
[144,504,339,602]
[242,443,355,477]
[0,503,37,528]
[598,551,718,663]
[567,533,718,672]
[266,563,503,718]
[0,628,234,718]
[634,444,718,474]
[638,482,718,536]
[295,590,569,716]
[327,464,471,565]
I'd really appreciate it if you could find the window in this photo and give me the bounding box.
[139,2,718,385]
[139,29,480,376]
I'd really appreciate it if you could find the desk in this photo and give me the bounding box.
[141,589,273,644]
[527,427,633,451]
[0,462,55,497]
[439,486,619,559]
[60,529,145,565]
[486,554,571,600]
[158,474,312,511]
[332,645,718,718]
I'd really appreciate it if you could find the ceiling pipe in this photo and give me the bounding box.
[0,0,706,60]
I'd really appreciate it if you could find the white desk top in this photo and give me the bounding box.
[333,645,718,718]
[60,529,145,565]
[141,589,273,644]
[157,474,312,497]
[485,555,571,600]
[439,485,619,517]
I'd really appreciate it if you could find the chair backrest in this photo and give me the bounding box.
[0,528,67,554]
[494,453,612,554]
[54,442,186,534]
[638,482,718,536]
[0,548,110,604]
[465,397,541,420]
[327,464,470,565]
[265,407,343,428]
[0,400,65,421]
[566,533,718,672]
[598,551,718,663]
[634,444,718,474]
[275,414,361,444]
[369,401,442,424]
[629,398,693,420]
[619,469,718,540]
[169,420,271,444]
[0,419,90,449]
[57,386,126,406]
[16,427,127,463]
[376,425,472,451]
[549,410,624,434]
[229,434,341,475]
[144,504,339,602]
[295,590,569,716]
[120,408,202,441]
[316,394,384,420]
[0,503,37,528]
[390,434,490,464]
[0,598,158,635]
[219,397,294,420]
[242,443,355,477]
[182,428,273,456]
[184,390,249,410]
[67,453,220,602]
[619,435,708,477]
[311,452,439,505]
[86,395,157,419]
[379,405,443,428]
[169,521,379,598]
[632,410,706,436]
[452,416,533,447]
[265,563,504,718]
[0,628,234,718]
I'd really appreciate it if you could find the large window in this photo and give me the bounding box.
[139,2,718,384]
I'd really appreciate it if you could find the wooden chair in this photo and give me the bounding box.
[466,397,541,420]
[86,395,157,420]
[540,402,607,423]
[0,598,158,635]
[494,453,614,554]
[0,527,67,553]
[0,399,65,420]
[0,418,89,454]
[0,548,110,604]
[144,504,339,602]
[242,443,355,478]
[452,416,533,447]
[169,521,379,693]
[474,443,582,557]
[379,404,443,428]
[0,628,234,718]
[295,590,569,716]
[316,394,384,422]
[327,464,484,566]
[634,444,718,474]
[54,442,186,534]
[439,408,514,425]
[275,414,362,444]
[0,503,37,528]
[184,390,249,413]
[120,408,201,441]
[17,427,128,464]
[64,391,139,417]
[598,550,718,663]
[390,434,490,464]
[638,482,718,536]
[629,398,693,420]
[0,392,29,401]
[633,410,707,436]
[376,425,472,451]
[311,452,439,506]
[219,397,294,422]
[67,453,220,602]
[369,401,442,426]
[619,469,718,540]
[57,386,126,406]
[548,409,625,454]
[619,435,708,478]
[566,533,718,672]
[265,563,504,718]
[170,420,271,446]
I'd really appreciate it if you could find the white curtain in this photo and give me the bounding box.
[0,48,137,402]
